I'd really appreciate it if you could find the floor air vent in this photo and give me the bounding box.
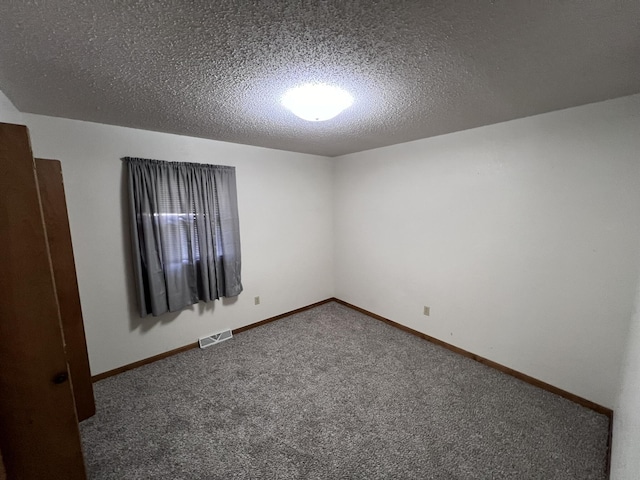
[198,329,233,349]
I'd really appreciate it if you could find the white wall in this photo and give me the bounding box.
[333,94,640,408]
[612,274,640,479]
[22,114,334,375]
[0,89,23,124]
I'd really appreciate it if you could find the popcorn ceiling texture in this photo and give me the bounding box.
[0,0,639,157]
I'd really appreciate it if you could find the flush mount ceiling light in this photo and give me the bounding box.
[281,83,354,122]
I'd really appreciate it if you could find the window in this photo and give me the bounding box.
[125,157,242,317]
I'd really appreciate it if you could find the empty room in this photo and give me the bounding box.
[1,1,639,479]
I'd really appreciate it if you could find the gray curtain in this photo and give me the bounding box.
[125,157,242,317]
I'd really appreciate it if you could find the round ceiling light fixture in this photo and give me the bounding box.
[281,83,353,122]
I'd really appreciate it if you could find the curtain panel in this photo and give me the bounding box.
[125,157,242,317]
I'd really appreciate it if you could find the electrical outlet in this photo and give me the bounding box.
[423,306,430,316]
[254,296,260,305]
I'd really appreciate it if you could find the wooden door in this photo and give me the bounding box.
[0,123,87,479]
[0,450,6,480]
[36,158,95,421]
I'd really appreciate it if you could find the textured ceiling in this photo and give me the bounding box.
[0,1,639,157]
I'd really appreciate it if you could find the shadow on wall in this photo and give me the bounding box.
[119,163,239,333]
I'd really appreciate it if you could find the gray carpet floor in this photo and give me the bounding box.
[80,302,609,479]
